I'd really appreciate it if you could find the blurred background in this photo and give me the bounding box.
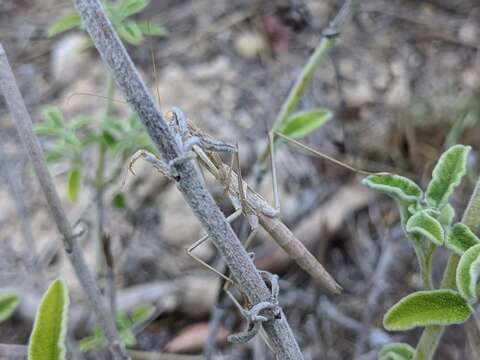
[0,0,480,359]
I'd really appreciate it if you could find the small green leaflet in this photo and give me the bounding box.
[28,279,69,360]
[362,174,422,203]
[0,293,19,323]
[425,145,471,209]
[383,289,473,331]
[67,169,82,203]
[48,14,81,36]
[118,0,150,19]
[446,223,480,255]
[117,21,144,45]
[456,244,480,303]
[406,210,444,246]
[278,108,331,139]
[379,343,415,360]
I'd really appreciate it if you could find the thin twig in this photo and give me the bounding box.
[69,0,304,358]
[0,44,129,360]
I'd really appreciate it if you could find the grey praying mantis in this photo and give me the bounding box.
[127,106,388,298]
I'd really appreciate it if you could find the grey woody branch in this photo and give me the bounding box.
[0,44,130,360]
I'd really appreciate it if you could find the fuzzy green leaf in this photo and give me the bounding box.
[0,293,19,323]
[456,244,480,303]
[67,169,82,203]
[28,279,69,360]
[406,210,444,245]
[48,14,81,36]
[383,289,473,331]
[438,203,455,226]
[117,21,144,45]
[425,145,471,209]
[379,343,415,360]
[279,108,332,139]
[137,21,167,36]
[362,174,422,203]
[446,223,480,255]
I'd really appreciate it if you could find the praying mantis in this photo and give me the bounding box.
[128,106,384,297]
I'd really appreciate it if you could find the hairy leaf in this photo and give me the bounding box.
[383,289,473,331]
[279,108,331,139]
[362,174,422,203]
[425,145,471,209]
[446,223,480,255]
[456,244,480,303]
[28,279,69,360]
[48,14,81,36]
[406,210,444,245]
[137,21,167,36]
[379,343,415,360]
[67,169,82,203]
[438,203,455,226]
[0,293,19,323]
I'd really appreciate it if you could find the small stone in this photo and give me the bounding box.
[233,31,267,59]
[458,23,477,45]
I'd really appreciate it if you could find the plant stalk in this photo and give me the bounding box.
[414,177,480,360]
[69,0,304,358]
[0,44,130,359]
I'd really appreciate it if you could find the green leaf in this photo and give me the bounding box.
[0,293,19,323]
[425,145,471,209]
[48,14,81,36]
[456,244,480,303]
[118,0,150,19]
[112,193,127,209]
[446,223,480,255]
[42,107,65,128]
[438,203,455,226]
[130,304,155,325]
[117,21,144,45]
[379,343,415,360]
[406,210,444,245]
[67,169,82,203]
[28,279,69,360]
[362,174,422,203]
[137,21,167,36]
[383,289,473,331]
[278,108,331,139]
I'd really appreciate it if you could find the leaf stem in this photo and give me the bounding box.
[414,177,480,360]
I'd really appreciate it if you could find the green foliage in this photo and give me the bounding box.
[456,244,480,303]
[446,223,480,255]
[278,108,331,139]
[79,304,155,352]
[379,343,415,360]
[35,108,154,201]
[28,279,69,360]
[0,293,19,323]
[437,203,455,226]
[48,0,166,46]
[67,168,82,203]
[361,174,422,203]
[406,210,444,246]
[383,290,473,331]
[425,145,471,209]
